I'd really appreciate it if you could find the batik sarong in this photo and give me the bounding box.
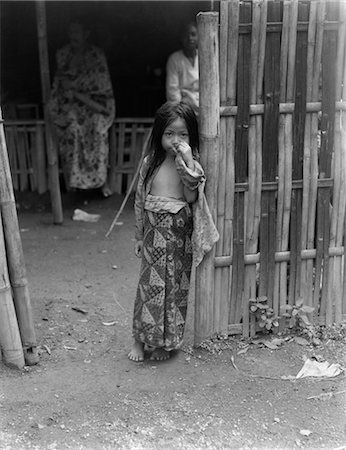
[132,205,193,350]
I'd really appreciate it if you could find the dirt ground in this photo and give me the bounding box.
[0,190,345,450]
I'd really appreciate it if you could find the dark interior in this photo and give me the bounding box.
[1,1,218,119]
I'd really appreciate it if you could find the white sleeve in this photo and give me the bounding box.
[166,53,182,102]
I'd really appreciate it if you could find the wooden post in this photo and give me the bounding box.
[36,0,63,224]
[36,123,47,194]
[0,107,37,366]
[195,12,220,345]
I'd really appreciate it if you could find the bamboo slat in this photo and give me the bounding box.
[259,1,280,307]
[307,0,326,320]
[279,0,297,307]
[289,1,309,305]
[195,12,220,345]
[316,2,338,324]
[340,18,346,317]
[328,0,346,324]
[244,0,267,336]
[214,0,229,337]
[275,0,292,315]
[300,1,317,310]
[230,2,251,326]
[223,0,239,333]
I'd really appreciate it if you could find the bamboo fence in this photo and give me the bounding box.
[195,0,346,343]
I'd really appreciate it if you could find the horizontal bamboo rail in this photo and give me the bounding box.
[233,178,333,193]
[220,101,345,116]
[237,19,340,34]
[215,247,344,267]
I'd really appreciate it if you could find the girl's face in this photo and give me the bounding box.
[161,117,190,156]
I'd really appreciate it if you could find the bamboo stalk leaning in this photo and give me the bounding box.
[0,210,25,369]
[0,107,39,365]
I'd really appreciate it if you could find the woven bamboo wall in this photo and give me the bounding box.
[196,0,346,341]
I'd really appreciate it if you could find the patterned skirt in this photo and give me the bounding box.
[132,205,193,350]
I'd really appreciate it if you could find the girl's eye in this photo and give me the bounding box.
[165,131,173,137]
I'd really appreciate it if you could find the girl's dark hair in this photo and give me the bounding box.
[144,101,199,185]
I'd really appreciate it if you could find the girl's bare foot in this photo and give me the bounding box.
[128,340,144,362]
[150,348,171,361]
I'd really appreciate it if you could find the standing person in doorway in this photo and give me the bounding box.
[49,18,115,196]
[165,22,199,113]
[128,101,205,362]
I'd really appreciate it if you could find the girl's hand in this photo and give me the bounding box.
[175,142,194,169]
[135,240,143,258]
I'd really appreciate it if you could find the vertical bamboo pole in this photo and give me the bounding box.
[36,0,63,224]
[0,108,38,366]
[315,1,337,325]
[289,1,309,305]
[280,0,298,307]
[275,0,290,318]
[329,0,346,324]
[0,210,25,369]
[214,0,228,336]
[309,0,325,319]
[300,1,317,311]
[231,2,251,325]
[259,1,280,307]
[194,12,220,345]
[244,0,267,335]
[224,0,238,334]
[340,12,346,318]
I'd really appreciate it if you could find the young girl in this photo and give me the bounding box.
[128,101,205,362]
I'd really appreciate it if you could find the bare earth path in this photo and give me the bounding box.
[0,191,345,450]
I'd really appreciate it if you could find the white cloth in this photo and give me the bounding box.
[192,181,219,267]
[166,50,199,110]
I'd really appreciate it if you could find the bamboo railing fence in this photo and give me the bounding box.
[195,0,346,343]
[4,118,154,196]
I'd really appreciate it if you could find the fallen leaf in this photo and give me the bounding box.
[263,341,280,350]
[230,355,239,370]
[271,338,284,347]
[237,346,249,355]
[300,429,312,437]
[294,336,309,346]
[102,321,117,326]
[42,344,51,355]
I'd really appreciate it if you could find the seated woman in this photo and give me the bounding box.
[165,21,199,114]
[49,18,115,196]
